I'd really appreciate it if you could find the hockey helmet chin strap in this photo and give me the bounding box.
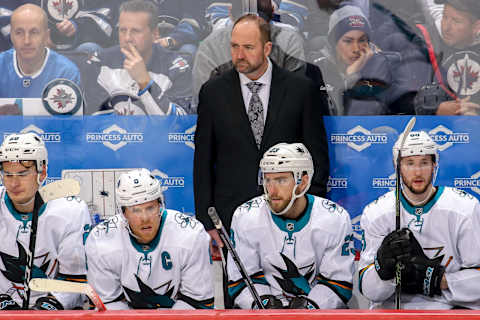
[264,175,310,216]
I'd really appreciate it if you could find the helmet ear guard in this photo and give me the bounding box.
[259,143,314,215]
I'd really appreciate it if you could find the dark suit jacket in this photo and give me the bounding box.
[194,63,329,231]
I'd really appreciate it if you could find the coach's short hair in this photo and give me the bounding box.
[233,14,271,44]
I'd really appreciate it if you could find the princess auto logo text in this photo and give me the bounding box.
[428,125,469,151]
[4,124,62,143]
[372,173,396,190]
[151,169,185,191]
[168,125,195,150]
[86,124,143,151]
[454,171,480,195]
[330,125,387,152]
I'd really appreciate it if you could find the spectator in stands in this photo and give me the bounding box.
[358,130,480,309]
[83,0,193,115]
[47,1,117,52]
[152,0,209,57]
[312,5,409,115]
[0,4,81,99]
[192,0,306,108]
[406,0,480,115]
[0,1,117,53]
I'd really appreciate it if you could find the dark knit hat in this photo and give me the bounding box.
[328,5,372,46]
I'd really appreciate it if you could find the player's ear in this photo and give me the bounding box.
[296,174,309,194]
[38,166,47,185]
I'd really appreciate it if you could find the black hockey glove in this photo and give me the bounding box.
[401,233,445,297]
[375,228,412,280]
[0,294,21,310]
[252,295,284,309]
[288,296,320,309]
[32,296,64,310]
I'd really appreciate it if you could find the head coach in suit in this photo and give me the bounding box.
[194,13,330,256]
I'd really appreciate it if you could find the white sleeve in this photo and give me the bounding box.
[54,198,91,309]
[174,227,214,309]
[138,72,172,115]
[442,201,480,307]
[309,211,355,308]
[57,199,90,276]
[423,0,443,35]
[85,229,130,310]
[227,210,271,309]
[358,208,396,303]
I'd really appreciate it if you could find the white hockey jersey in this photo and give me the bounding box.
[85,210,214,310]
[0,186,91,309]
[228,194,355,309]
[359,187,480,309]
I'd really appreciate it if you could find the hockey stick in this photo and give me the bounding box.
[208,207,265,309]
[394,117,416,309]
[22,179,81,309]
[29,278,106,311]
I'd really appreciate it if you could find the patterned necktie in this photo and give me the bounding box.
[246,81,264,149]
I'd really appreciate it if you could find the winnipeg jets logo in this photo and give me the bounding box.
[445,51,480,97]
[53,0,73,16]
[50,88,74,110]
[42,78,82,115]
[44,0,80,21]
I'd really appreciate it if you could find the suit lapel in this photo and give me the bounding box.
[262,64,286,148]
[226,70,259,148]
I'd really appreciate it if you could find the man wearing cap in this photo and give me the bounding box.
[408,0,480,115]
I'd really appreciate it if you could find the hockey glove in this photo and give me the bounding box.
[288,296,320,309]
[0,294,21,310]
[401,233,445,297]
[375,228,412,280]
[32,296,64,310]
[252,295,284,309]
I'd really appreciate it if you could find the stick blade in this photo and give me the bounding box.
[400,117,416,145]
[29,278,106,311]
[39,179,80,202]
[29,278,87,294]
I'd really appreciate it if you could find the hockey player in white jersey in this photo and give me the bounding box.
[85,168,214,309]
[358,130,480,309]
[0,132,91,310]
[227,143,354,309]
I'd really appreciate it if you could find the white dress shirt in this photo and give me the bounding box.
[239,58,272,123]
